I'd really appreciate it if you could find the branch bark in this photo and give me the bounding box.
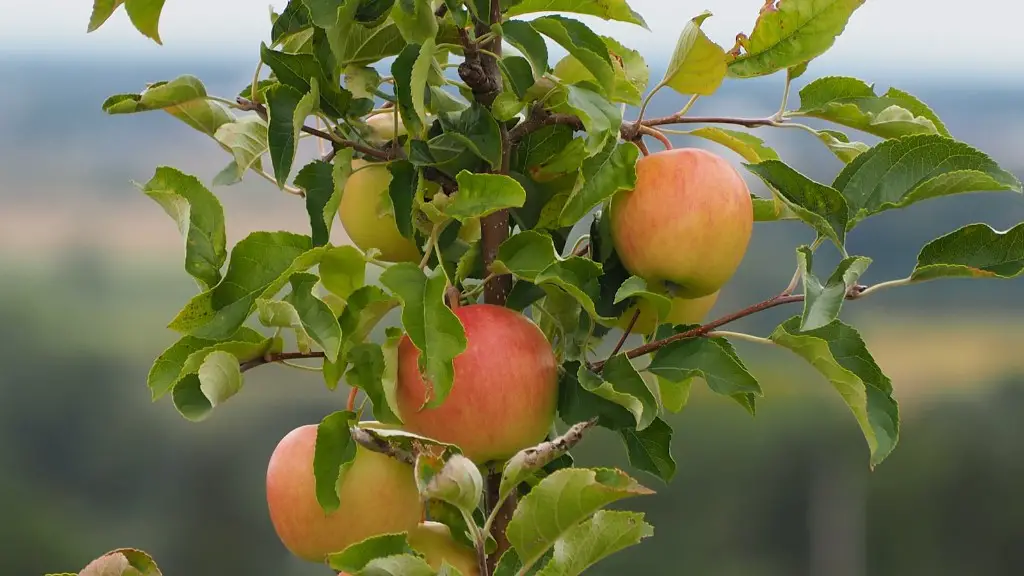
[239,351,326,373]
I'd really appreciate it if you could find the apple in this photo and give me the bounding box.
[609,148,753,298]
[617,290,719,335]
[408,521,480,576]
[265,422,423,563]
[339,159,421,263]
[365,111,406,143]
[396,304,558,464]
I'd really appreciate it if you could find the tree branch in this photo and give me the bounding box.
[239,351,326,373]
[236,98,396,161]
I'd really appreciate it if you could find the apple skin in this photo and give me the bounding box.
[617,290,719,335]
[609,148,753,298]
[365,111,406,143]
[265,422,423,563]
[339,159,421,263]
[396,304,559,464]
[408,521,480,576]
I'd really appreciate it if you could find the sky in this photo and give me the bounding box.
[1,0,1021,79]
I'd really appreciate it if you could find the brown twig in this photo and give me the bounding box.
[239,351,326,373]
[346,387,358,412]
[638,125,673,151]
[236,97,396,161]
[606,309,641,363]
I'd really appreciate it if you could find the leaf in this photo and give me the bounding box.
[148,335,217,400]
[551,83,622,154]
[770,317,899,467]
[393,44,426,138]
[327,533,415,573]
[832,134,1023,227]
[391,0,438,44]
[506,467,653,570]
[553,36,648,105]
[501,56,537,100]
[168,232,315,340]
[313,410,359,513]
[657,374,692,413]
[558,362,635,430]
[501,20,549,76]
[80,548,162,576]
[411,38,437,134]
[794,76,950,138]
[331,19,406,67]
[687,127,779,163]
[415,452,484,514]
[301,0,344,28]
[909,222,1024,283]
[267,80,320,188]
[272,0,313,42]
[506,0,647,27]
[745,160,849,249]
[386,161,418,240]
[797,247,871,331]
[102,75,234,138]
[320,245,368,302]
[213,117,269,183]
[295,160,336,247]
[559,140,639,226]
[124,0,167,44]
[327,148,356,229]
[346,343,402,424]
[584,357,658,430]
[88,0,126,33]
[648,336,763,410]
[139,167,227,290]
[728,0,866,78]
[531,16,615,95]
[259,272,343,362]
[659,11,727,96]
[499,420,596,506]
[339,286,401,356]
[534,510,654,576]
[439,103,502,169]
[260,44,350,118]
[613,276,671,323]
[814,129,869,164]
[447,172,527,220]
[619,418,675,483]
[380,264,467,408]
[492,231,607,321]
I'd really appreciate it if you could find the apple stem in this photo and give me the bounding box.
[635,138,651,157]
[638,125,673,151]
[445,285,462,311]
[346,387,358,412]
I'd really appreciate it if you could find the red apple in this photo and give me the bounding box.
[609,148,753,298]
[266,423,423,563]
[396,304,558,464]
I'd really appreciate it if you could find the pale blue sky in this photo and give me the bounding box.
[1,0,1021,78]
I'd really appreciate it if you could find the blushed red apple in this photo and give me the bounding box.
[395,304,558,464]
[610,148,753,298]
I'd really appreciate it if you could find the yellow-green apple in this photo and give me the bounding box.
[408,521,480,575]
[617,290,719,335]
[265,422,423,563]
[609,148,753,298]
[339,159,421,263]
[396,304,558,464]
[365,111,406,143]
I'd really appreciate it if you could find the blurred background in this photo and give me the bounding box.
[2,1,1023,575]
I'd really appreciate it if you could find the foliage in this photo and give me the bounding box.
[69,0,1024,574]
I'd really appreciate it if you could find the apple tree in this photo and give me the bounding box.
[56,0,1024,574]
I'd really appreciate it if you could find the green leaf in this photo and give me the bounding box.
[498,420,594,507]
[327,148,356,230]
[814,129,870,164]
[301,0,344,28]
[331,19,406,67]
[260,272,343,362]
[393,44,426,138]
[124,0,167,44]
[386,161,418,240]
[411,38,437,134]
[139,167,227,290]
[751,195,793,222]
[512,124,576,174]
[415,452,484,514]
[554,36,648,105]
[770,317,899,468]
[314,410,359,513]
[213,117,269,184]
[327,533,415,573]
[260,44,351,118]
[87,0,126,33]
[659,11,727,96]
[559,140,639,227]
[798,247,871,331]
[648,336,763,410]
[505,0,648,28]
[502,20,550,76]
[728,0,866,78]
[686,127,779,163]
[551,83,622,154]
[269,79,321,189]
[832,134,1023,227]
[295,159,336,247]
[745,160,849,249]
[558,361,635,430]
[492,231,607,321]
[346,342,402,424]
[391,0,438,44]
[909,222,1024,283]
[657,374,692,413]
[168,232,315,340]
[339,286,401,355]
[531,16,614,95]
[583,356,658,430]
[613,276,672,322]
[272,1,313,42]
[506,467,653,570]
[102,75,235,138]
[448,172,527,220]
[320,245,367,302]
[501,56,537,100]
[380,264,467,408]
[534,510,654,576]
[440,103,503,168]
[148,335,218,400]
[794,76,950,138]
[80,548,162,576]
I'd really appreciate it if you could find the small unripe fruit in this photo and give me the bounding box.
[610,148,753,298]
[396,304,559,464]
[266,423,423,563]
[338,159,422,263]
